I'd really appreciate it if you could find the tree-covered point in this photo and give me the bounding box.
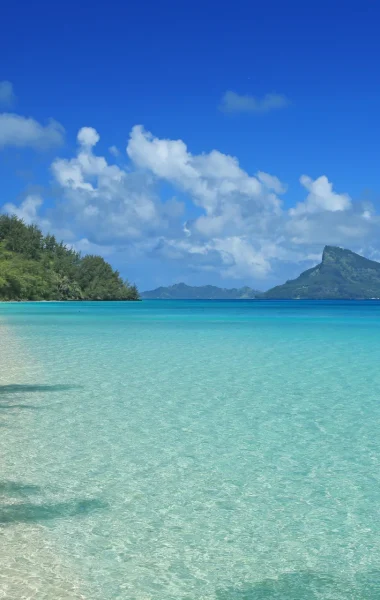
[0,215,139,301]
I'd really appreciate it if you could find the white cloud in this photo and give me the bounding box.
[289,175,352,216]
[125,125,288,277]
[212,237,272,278]
[77,126,100,148]
[0,83,64,151]
[285,200,375,248]
[0,81,15,107]
[3,194,43,224]
[0,113,64,149]
[219,91,290,114]
[127,125,281,218]
[51,127,184,247]
[5,123,378,285]
[125,128,380,278]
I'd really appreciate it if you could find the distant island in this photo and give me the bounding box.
[3,219,380,302]
[141,283,262,300]
[0,215,139,301]
[143,246,380,300]
[264,246,380,299]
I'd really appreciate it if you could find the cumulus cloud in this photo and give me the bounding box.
[125,127,380,278]
[3,194,44,224]
[51,127,184,247]
[290,175,352,216]
[219,91,290,114]
[77,126,100,148]
[125,125,290,277]
[127,125,281,218]
[285,179,376,251]
[5,123,378,285]
[0,81,15,107]
[0,113,64,149]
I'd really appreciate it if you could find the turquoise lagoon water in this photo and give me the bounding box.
[1,300,380,599]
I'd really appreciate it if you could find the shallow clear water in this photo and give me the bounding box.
[1,300,380,599]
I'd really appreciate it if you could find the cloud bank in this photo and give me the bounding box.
[1,120,378,285]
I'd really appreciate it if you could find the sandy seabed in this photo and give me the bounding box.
[0,321,89,600]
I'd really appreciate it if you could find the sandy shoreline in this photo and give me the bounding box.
[0,320,90,600]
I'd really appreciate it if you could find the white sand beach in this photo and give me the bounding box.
[0,321,90,600]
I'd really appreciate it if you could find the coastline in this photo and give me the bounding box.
[0,299,141,303]
[0,319,90,599]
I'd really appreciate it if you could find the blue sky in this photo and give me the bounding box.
[1,0,380,290]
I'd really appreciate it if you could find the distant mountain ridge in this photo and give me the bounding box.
[141,283,262,299]
[144,247,380,300]
[264,246,380,299]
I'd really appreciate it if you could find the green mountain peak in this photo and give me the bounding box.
[265,246,380,299]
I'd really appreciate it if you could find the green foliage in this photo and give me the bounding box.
[0,214,139,301]
[76,255,138,300]
[264,246,380,299]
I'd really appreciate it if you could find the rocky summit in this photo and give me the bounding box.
[264,246,380,299]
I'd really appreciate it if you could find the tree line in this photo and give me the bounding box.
[0,215,139,301]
